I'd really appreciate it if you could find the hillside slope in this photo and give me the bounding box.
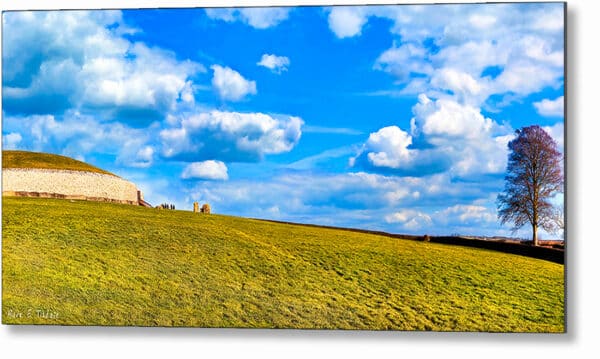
[2,197,564,331]
[2,150,116,176]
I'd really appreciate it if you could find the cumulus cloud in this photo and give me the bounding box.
[430,68,488,105]
[2,133,23,150]
[350,120,449,177]
[353,3,564,108]
[543,122,564,153]
[80,43,200,117]
[257,54,290,74]
[117,145,155,168]
[411,94,495,141]
[160,110,303,162]
[328,4,505,43]
[211,65,257,101]
[534,96,564,117]
[351,3,562,186]
[360,126,414,169]
[385,209,433,230]
[205,7,290,29]
[327,7,368,38]
[2,11,203,122]
[3,112,156,169]
[431,36,562,100]
[374,43,433,83]
[183,170,500,232]
[182,160,229,181]
[413,95,514,176]
[492,62,560,99]
[435,204,496,225]
[402,38,562,106]
[469,14,497,29]
[352,95,513,178]
[434,41,506,81]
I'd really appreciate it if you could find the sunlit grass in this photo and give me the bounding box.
[2,197,564,331]
[2,150,115,176]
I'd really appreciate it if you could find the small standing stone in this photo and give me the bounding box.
[201,203,211,214]
[193,202,199,213]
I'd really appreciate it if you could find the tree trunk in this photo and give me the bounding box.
[532,224,538,246]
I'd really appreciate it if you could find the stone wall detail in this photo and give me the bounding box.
[2,168,139,205]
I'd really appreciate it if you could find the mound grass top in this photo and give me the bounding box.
[2,150,116,176]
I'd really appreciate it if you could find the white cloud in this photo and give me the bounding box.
[361,3,563,46]
[4,112,156,169]
[413,95,513,176]
[385,209,433,230]
[204,8,237,22]
[303,126,363,135]
[384,37,562,105]
[430,68,487,105]
[197,172,347,210]
[356,3,563,183]
[205,7,290,29]
[531,5,565,32]
[534,96,564,117]
[160,110,303,162]
[411,94,495,141]
[287,146,355,171]
[81,43,200,113]
[327,7,368,38]
[115,141,155,169]
[239,8,290,29]
[375,201,509,236]
[543,122,564,153]
[519,36,563,67]
[433,41,506,79]
[211,65,257,101]
[2,133,22,149]
[352,95,513,178]
[176,166,520,235]
[125,146,154,168]
[492,61,560,97]
[363,126,414,169]
[350,123,447,177]
[469,14,497,29]
[136,146,154,161]
[374,42,433,83]
[3,11,204,121]
[257,54,290,74]
[182,160,229,181]
[436,204,496,225]
[361,3,564,108]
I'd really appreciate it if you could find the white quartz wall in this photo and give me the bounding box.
[2,168,138,203]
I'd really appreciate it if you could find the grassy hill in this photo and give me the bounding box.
[2,197,564,331]
[2,150,116,176]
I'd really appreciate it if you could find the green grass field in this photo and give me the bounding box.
[2,197,564,331]
[2,150,115,176]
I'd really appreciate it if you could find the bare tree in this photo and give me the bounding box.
[552,203,565,235]
[497,125,563,246]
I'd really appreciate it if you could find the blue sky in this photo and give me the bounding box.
[1,4,564,238]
